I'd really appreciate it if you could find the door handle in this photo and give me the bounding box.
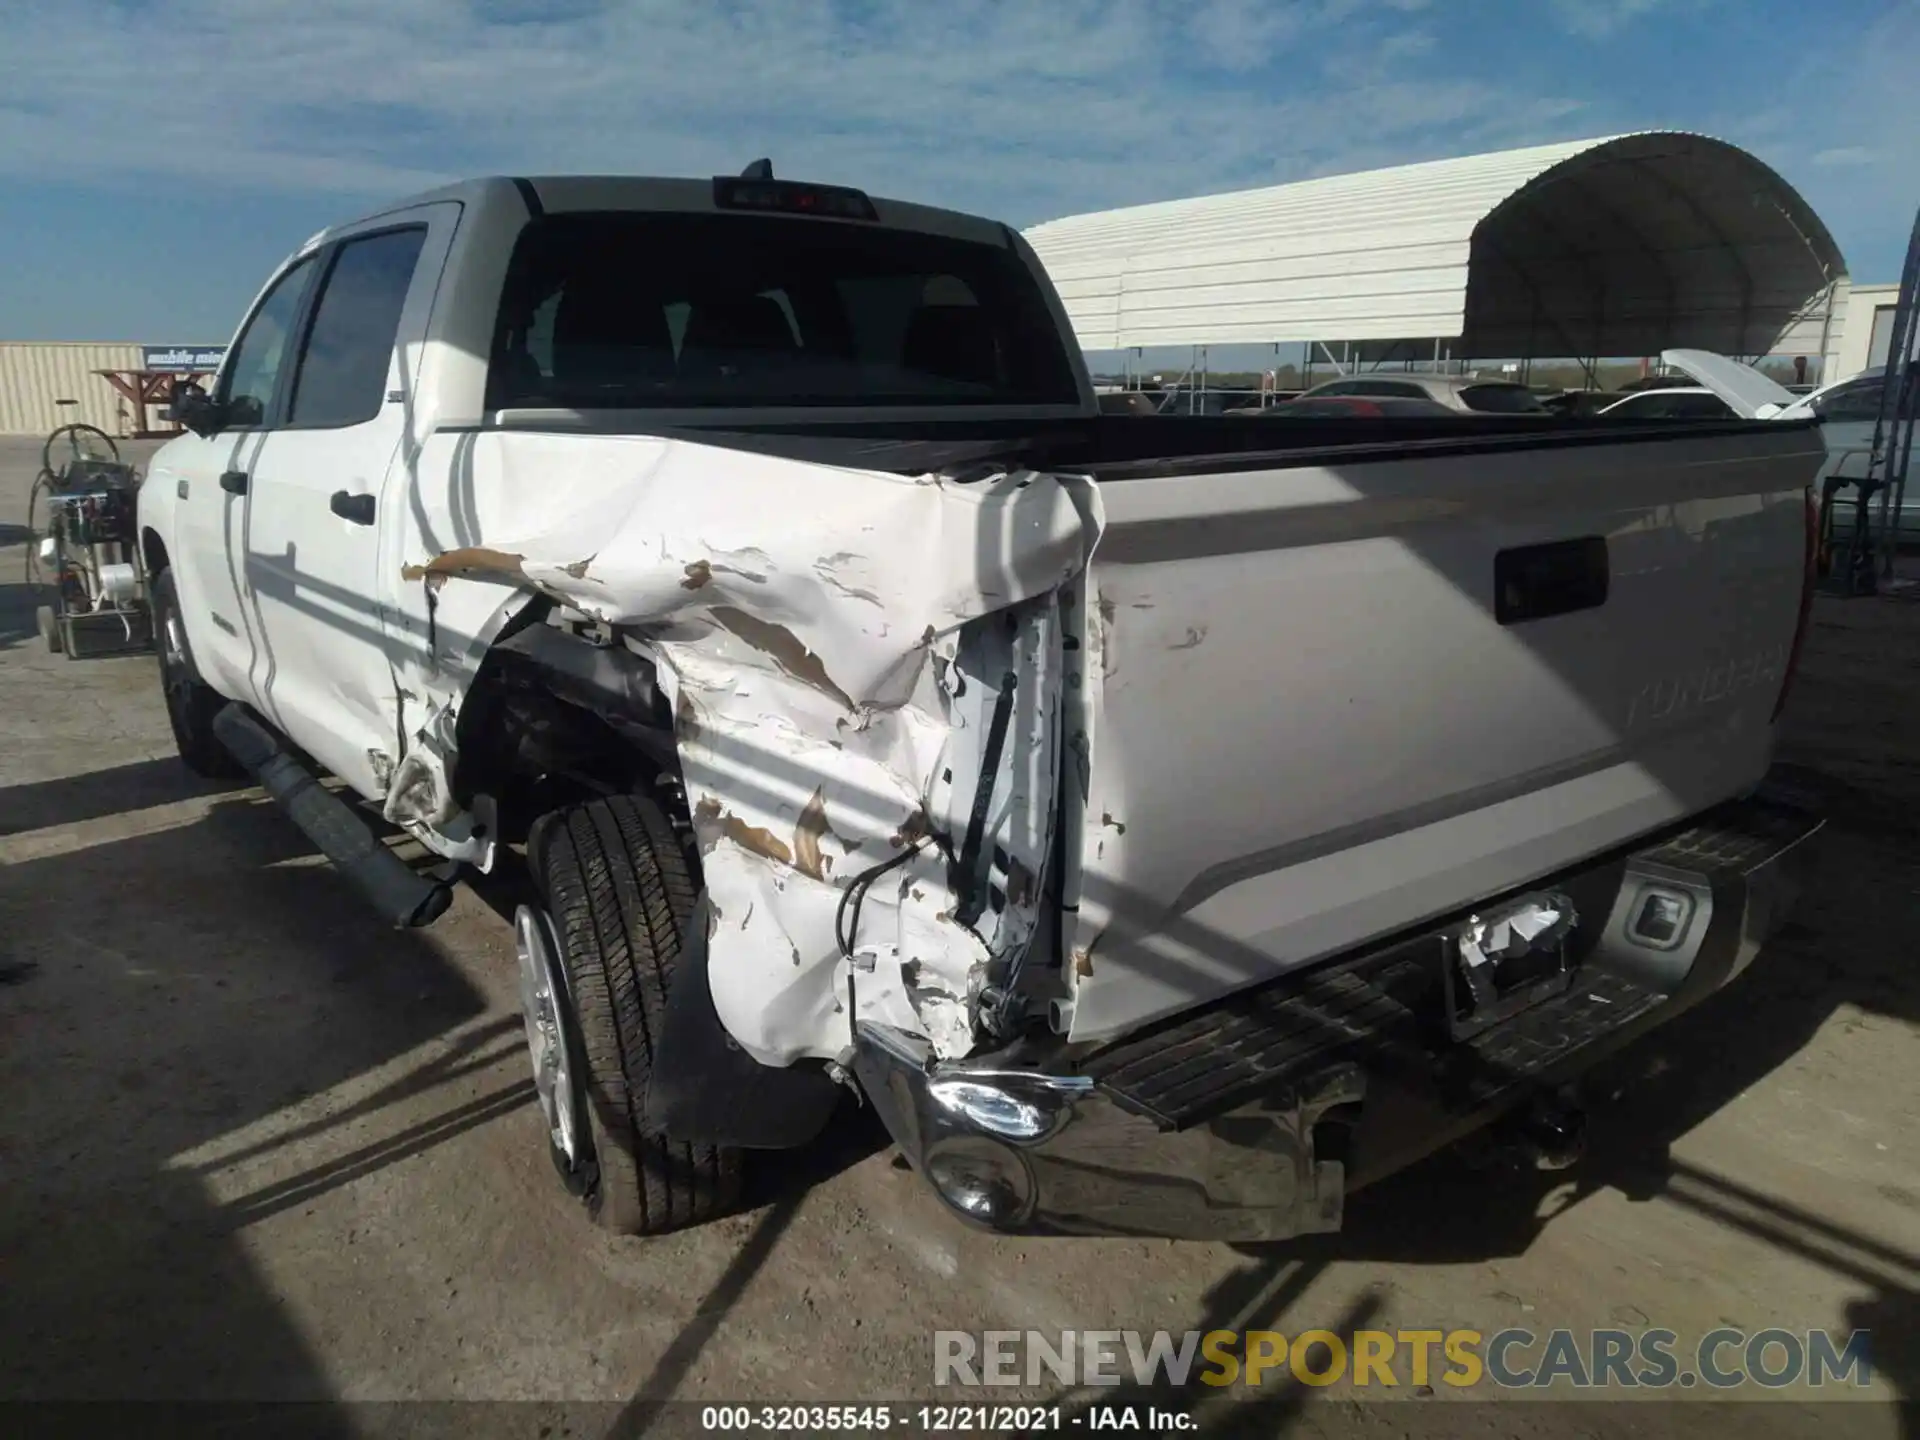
[176,478,189,500]
[331,491,376,526]
[219,470,249,495]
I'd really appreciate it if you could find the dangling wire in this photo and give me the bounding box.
[833,837,928,962]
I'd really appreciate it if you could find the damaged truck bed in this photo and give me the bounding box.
[137,169,1827,1241]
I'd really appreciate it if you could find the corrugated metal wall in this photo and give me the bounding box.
[1830,283,1902,380]
[0,343,145,435]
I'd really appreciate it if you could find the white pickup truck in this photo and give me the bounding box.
[139,167,1827,1241]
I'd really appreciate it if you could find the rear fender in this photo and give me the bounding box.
[390,430,1104,1065]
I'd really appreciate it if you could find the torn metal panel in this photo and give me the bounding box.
[935,593,1066,991]
[385,431,1104,1065]
[382,699,498,870]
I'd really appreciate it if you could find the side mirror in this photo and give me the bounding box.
[168,379,222,437]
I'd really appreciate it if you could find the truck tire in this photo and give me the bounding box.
[528,794,743,1234]
[36,605,62,655]
[151,569,245,780]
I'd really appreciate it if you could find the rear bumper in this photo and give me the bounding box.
[852,783,1823,1242]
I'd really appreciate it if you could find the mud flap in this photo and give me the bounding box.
[643,894,845,1149]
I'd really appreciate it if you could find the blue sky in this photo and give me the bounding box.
[1,0,1914,343]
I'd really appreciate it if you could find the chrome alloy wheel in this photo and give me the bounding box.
[514,904,585,1169]
[159,610,195,728]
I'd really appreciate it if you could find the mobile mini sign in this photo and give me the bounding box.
[141,345,227,373]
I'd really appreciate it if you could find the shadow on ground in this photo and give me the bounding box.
[0,579,46,651]
[0,756,247,836]
[0,787,491,1423]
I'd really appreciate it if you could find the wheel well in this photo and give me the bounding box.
[141,528,169,578]
[454,609,698,865]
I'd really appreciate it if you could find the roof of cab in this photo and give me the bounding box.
[309,174,1014,252]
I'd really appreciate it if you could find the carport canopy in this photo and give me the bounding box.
[1023,131,1848,362]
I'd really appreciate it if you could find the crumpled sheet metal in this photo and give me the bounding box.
[407,434,1103,1066]
[1457,895,1576,972]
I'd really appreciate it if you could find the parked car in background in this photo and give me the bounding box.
[1772,365,1920,544]
[1626,349,1916,549]
[1294,372,1551,414]
[1614,372,1708,395]
[1263,394,1457,417]
[1540,389,1629,417]
[1597,387,1739,420]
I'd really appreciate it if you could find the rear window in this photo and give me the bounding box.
[486,212,1081,410]
[1458,384,1547,414]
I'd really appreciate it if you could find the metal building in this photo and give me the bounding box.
[1825,281,1904,380]
[0,343,144,435]
[0,342,228,436]
[1024,131,1848,372]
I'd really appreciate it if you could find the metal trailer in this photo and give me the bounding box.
[28,421,155,659]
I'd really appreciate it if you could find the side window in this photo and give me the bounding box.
[217,257,317,428]
[1817,377,1885,423]
[1671,393,1734,419]
[1459,384,1548,414]
[1342,380,1426,399]
[287,227,429,429]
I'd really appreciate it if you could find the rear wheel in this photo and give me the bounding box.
[522,793,742,1234]
[151,568,245,779]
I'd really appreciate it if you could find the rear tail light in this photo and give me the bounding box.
[1772,487,1819,722]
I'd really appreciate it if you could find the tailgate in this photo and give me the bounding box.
[1063,425,1826,1043]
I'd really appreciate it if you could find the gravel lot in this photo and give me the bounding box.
[0,433,1913,1436]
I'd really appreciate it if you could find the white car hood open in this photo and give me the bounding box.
[1656,349,1797,419]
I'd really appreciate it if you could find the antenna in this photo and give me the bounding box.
[740,158,774,180]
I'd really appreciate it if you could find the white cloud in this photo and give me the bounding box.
[1186,0,1311,73]
[2,0,1900,285]
[1707,2,1918,277]
[0,0,1585,227]
[1811,147,1879,169]
[1550,0,1672,40]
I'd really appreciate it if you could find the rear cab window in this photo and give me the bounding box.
[486,211,1081,410]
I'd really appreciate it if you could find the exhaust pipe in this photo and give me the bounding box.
[214,704,453,929]
[1501,1088,1587,1172]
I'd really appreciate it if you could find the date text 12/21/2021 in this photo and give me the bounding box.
[699,1404,1192,1431]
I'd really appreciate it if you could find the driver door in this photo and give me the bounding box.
[240,208,454,800]
[151,252,320,707]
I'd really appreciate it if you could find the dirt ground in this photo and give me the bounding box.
[0,433,1913,1437]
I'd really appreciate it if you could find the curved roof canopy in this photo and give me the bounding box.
[1023,132,1847,359]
